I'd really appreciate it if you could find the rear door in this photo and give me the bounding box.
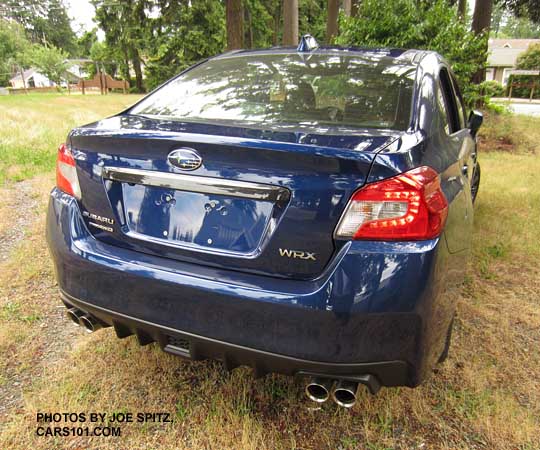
[436,66,475,253]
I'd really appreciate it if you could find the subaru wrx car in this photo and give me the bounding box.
[46,36,482,408]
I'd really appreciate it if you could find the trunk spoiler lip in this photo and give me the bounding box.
[70,115,404,158]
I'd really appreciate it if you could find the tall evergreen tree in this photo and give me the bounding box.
[283,0,298,45]
[226,0,244,49]
[0,19,31,86]
[144,0,225,90]
[326,0,339,42]
[471,0,493,83]
[343,0,352,16]
[502,0,540,24]
[458,0,467,21]
[0,0,77,55]
[92,0,147,92]
[77,29,98,58]
[244,0,275,49]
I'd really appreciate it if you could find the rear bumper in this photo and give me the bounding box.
[61,290,408,390]
[46,188,451,388]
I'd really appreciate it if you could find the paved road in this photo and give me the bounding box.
[508,102,540,117]
[492,99,540,117]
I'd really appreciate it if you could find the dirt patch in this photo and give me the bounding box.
[478,135,515,153]
[0,180,39,262]
[0,299,82,428]
[0,177,84,430]
[478,112,540,154]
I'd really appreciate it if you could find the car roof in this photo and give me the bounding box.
[213,46,434,67]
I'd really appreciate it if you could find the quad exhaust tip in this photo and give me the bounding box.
[332,380,359,408]
[305,378,333,403]
[79,314,102,333]
[65,307,104,333]
[305,376,371,408]
[66,307,84,326]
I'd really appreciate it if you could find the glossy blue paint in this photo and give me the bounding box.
[46,46,478,387]
[70,115,393,279]
[47,188,458,384]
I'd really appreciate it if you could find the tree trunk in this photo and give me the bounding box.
[283,0,298,46]
[471,0,492,35]
[121,48,132,86]
[272,0,282,46]
[246,6,253,49]
[458,0,466,21]
[343,0,352,16]
[326,0,339,43]
[226,0,244,50]
[351,0,359,18]
[471,0,493,83]
[131,50,144,93]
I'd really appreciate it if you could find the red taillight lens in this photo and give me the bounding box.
[335,166,448,241]
[56,143,81,199]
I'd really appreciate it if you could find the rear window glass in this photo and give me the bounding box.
[130,53,416,131]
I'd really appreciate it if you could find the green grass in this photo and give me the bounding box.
[0,93,142,183]
[0,96,539,449]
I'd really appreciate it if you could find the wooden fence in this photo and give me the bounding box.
[508,81,539,101]
[79,72,129,94]
[9,72,129,95]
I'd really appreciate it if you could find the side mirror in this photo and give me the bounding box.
[468,110,483,137]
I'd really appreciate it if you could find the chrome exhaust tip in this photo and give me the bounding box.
[79,314,102,333]
[66,308,84,326]
[332,380,359,408]
[305,377,333,403]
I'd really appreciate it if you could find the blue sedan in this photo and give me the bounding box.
[46,36,481,408]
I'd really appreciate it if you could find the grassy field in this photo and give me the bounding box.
[0,95,539,449]
[0,94,142,183]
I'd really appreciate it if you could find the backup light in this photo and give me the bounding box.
[56,143,81,199]
[335,166,448,241]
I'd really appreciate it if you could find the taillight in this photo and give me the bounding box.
[335,166,448,241]
[56,143,81,199]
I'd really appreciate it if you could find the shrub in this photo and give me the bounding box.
[479,80,505,98]
[516,43,540,71]
[484,100,511,115]
[335,0,487,106]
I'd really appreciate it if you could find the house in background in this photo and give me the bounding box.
[8,60,86,90]
[9,68,55,89]
[486,38,540,86]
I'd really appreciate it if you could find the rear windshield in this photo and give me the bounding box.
[130,52,416,131]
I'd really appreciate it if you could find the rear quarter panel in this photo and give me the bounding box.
[365,58,474,377]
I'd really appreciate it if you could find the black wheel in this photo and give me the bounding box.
[437,317,454,364]
[471,162,481,204]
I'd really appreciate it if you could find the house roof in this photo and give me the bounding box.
[9,68,37,82]
[489,38,540,49]
[9,67,82,83]
[487,39,540,67]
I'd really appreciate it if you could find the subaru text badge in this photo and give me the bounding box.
[167,148,202,171]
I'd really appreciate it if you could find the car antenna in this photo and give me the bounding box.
[297,34,319,52]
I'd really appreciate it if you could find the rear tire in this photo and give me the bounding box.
[471,163,481,204]
[437,317,454,364]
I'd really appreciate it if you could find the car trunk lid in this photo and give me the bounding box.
[70,115,399,279]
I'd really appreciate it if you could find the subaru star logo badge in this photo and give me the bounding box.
[167,148,202,171]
